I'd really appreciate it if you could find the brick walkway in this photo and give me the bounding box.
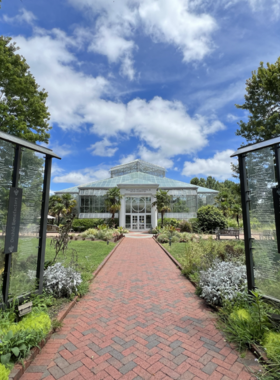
[20,238,259,380]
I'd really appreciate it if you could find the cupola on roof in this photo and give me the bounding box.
[110,159,166,178]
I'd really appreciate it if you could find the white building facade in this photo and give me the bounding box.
[56,160,218,231]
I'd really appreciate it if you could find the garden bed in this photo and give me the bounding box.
[1,239,120,379]
[157,236,280,379]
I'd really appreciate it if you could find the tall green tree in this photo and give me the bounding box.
[0,36,51,143]
[105,187,123,220]
[236,58,280,143]
[152,189,171,228]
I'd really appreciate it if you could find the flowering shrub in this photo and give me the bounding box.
[43,263,82,298]
[199,260,247,305]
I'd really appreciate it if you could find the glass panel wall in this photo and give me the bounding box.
[246,147,279,300]
[80,195,107,213]
[125,197,152,214]
[198,193,216,209]
[9,149,45,299]
[170,194,197,213]
[0,140,14,303]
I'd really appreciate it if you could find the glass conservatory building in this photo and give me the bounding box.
[55,160,218,230]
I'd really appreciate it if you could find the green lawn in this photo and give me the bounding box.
[44,238,116,276]
[0,237,116,299]
[162,242,188,265]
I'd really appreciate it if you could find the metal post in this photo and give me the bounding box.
[3,145,21,304]
[239,154,255,291]
[37,155,52,293]
[273,144,280,254]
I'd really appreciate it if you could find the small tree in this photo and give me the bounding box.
[49,194,77,225]
[152,189,171,228]
[105,187,123,220]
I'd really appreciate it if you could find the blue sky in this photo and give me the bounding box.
[1,0,280,192]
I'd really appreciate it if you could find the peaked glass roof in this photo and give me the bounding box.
[57,172,199,193]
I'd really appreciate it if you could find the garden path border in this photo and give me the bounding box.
[8,237,125,380]
[153,237,271,368]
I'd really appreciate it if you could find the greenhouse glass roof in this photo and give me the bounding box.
[57,172,203,193]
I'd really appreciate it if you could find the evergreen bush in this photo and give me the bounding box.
[72,218,105,231]
[197,205,227,233]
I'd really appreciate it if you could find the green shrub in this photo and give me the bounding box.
[157,218,180,227]
[197,205,227,233]
[149,228,158,234]
[158,234,169,243]
[189,218,200,233]
[179,221,192,233]
[0,364,10,379]
[72,218,105,231]
[263,332,280,361]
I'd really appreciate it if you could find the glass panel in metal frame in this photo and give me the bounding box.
[246,147,280,300]
[139,215,145,230]
[146,215,151,229]
[132,215,138,229]
[126,197,131,213]
[0,139,14,303]
[146,197,151,213]
[126,215,131,229]
[110,160,166,178]
[9,148,45,299]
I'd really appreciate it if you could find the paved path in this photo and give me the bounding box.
[21,238,258,380]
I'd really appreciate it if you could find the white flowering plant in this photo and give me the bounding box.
[199,260,247,306]
[43,263,82,298]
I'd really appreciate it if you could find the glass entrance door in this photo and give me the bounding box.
[131,215,146,230]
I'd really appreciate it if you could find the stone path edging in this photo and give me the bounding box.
[153,237,183,270]
[9,238,125,380]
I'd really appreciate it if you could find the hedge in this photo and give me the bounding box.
[72,218,119,231]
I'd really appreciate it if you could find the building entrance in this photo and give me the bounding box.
[125,196,152,230]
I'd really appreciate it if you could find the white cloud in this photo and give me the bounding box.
[3,9,37,25]
[50,143,72,157]
[53,168,110,184]
[14,30,109,131]
[88,138,118,157]
[119,154,137,164]
[13,26,225,170]
[69,0,217,78]
[182,150,237,180]
[227,113,239,122]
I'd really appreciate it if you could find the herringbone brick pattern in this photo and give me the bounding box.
[20,238,259,380]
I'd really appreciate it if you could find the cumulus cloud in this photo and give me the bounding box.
[227,113,239,122]
[13,25,225,170]
[3,9,37,25]
[88,138,118,157]
[182,149,237,180]
[50,143,72,157]
[119,154,137,165]
[53,167,110,184]
[69,0,217,78]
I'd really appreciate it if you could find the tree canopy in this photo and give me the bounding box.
[236,58,280,144]
[105,187,123,220]
[152,189,171,227]
[0,36,51,143]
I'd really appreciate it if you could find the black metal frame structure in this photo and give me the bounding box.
[0,132,60,306]
[231,136,280,299]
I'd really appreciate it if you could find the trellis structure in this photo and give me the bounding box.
[0,132,60,306]
[231,137,280,302]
